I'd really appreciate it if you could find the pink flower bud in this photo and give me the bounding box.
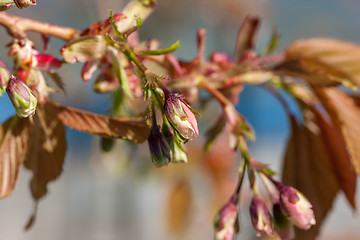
[276,183,316,230]
[0,3,14,11]
[249,197,274,237]
[6,75,37,118]
[214,198,239,240]
[13,0,36,9]
[8,38,35,69]
[164,91,199,140]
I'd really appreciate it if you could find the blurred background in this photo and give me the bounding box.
[0,0,359,239]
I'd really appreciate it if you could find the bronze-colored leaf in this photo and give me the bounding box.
[311,107,357,209]
[23,103,67,229]
[234,15,260,60]
[314,88,360,175]
[166,179,192,235]
[0,116,32,198]
[276,38,360,87]
[47,101,150,143]
[282,116,339,240]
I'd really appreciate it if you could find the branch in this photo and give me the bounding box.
[0,12,79,41]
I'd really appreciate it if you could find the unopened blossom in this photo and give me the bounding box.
[13,0,36,9]
[164,91,199,141]
[214,197,239,240]
[0,3,14,11]
[8,38,62,72]
[147,123,171,167]
[249,197,274,237]
[6,75,37,118]
[8,38,34,69]
[275,182,316,230]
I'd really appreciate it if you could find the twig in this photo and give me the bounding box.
[0,12,79,41]
[200,80,232,107]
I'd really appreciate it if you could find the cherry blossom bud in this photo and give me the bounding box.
[0,59,10,95]
[249,197,274,237]
[6,75,37,118]
[214,198,239,240]
[0,3,14,11]
[8,38,35,69]
[164,91,199,140]
[147,124,171,167]
[13,0,36,9]
[275,183,316,230]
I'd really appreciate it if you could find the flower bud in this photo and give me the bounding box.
[275,183,316,230]
[249,197,274,237]
[0,59,10,95]
[164,91,199,141]
[147,124,171,167]
[6,75,37,118]
[0,3,14,11]
[13,0,36,9]
[214,198,239,240]
[8,38,35,69]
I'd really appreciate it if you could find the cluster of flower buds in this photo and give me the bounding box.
[147,89,198,167]
[214,173,315,240]
[61,15,141,97]
[8,38,62,103]
[248,179,315,239]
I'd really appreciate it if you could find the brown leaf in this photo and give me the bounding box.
[311,107,357,209]
[23,103,67,229]
[47,101,150,143]
[234,15,260,60]
[166,180,192,235]
[314,88,360,175]
[0,116,32,198]
[282,116,339,240]
[276,38,360,87]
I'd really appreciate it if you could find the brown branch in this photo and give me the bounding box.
[200,80,232,107]
[0,12,79,41]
